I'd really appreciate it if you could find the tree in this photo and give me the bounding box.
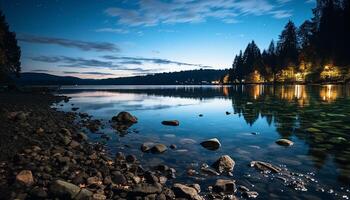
[276,20,299,71]
[232,50,244,82]
[242,41,262,75]
[0,10,21,83]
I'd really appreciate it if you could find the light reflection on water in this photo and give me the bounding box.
[56,85,350,199]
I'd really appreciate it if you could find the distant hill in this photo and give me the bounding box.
[14,69,228,85]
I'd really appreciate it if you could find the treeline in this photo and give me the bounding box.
[0,11,21,83]
[228,0,350,83]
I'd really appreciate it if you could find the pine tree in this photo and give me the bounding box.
[0,10,21,83]
[277,20,299,71]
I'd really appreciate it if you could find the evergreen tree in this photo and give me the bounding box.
[232,50,243,82]
[0,10,21,82]
[276,20,299,71]
[242,41,262,77]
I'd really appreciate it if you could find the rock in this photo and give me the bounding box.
[77,132,88,141]
[190,184,201,193]
[201,168,220,176]
[151,144,167,153]
[30,186,48,198]
[199,114,203,117]
[50,180,92,199]
[16,170,34,186]
[170,144,177,149]
[161,120,179,126]
[226,111,231,115]
[92,193,107,200]
[62,136,72,145]
[243,191,259,199]
[36,128,45,135]
[275,139,294,146]
[238,185,249,192]
[144,171,159,184]
[212,155,235,174]
[132,183,163,195]
[112,111,138,124]
[172,183,203,200]
[200,138,221,150]
[126,155,137,163]
[111,171,127,185]
[87,176,101,186]
[72,107,79,111]
[250,161,281,173]
[60,128,72,137]
[141,142,154,152]
[213,179,236,193]
[69,140,80,149]
[180,138,197,144]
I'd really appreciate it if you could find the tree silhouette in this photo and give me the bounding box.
[0,10,21,83]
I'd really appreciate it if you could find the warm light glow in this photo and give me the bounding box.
[320,65,341,80]
[320,84,339,102]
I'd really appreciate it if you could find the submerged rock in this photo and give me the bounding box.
[250,161,281,173]
[161,120,179,126]
[151,144,167,153]
[200,138,221,150]
[112,111,138,124]
[275,139,294,146]
[212,155,235,174]
[172,183,203,200]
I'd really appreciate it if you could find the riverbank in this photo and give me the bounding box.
[0,91,244,200]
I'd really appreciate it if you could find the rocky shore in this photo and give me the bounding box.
[0,92,242,200]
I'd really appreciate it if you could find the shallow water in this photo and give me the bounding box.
[56,85,350,199]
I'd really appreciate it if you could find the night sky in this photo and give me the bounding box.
[0,0,315,78]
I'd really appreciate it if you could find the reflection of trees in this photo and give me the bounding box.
[228,85,350,183]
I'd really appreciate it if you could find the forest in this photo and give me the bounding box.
[226,0,350,84]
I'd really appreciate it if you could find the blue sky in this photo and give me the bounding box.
[0,0,316,78]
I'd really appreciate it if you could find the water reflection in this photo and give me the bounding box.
[58,85,350,197]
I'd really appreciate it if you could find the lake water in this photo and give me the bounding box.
[55,85,350,199]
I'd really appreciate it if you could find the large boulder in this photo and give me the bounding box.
[112,112,138,124]
[49,180,92,199]
[212,155,235,174]
[200,138,221,150]
[172,183,203,200]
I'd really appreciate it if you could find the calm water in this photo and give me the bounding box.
[55,85,350,199]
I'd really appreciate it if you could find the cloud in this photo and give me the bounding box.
[102,55,214,68]
[276,0,291,4]
[105,0,292,26]
[305,0,316,3]
[18,34,120,52]
[63,71,116,75]
[95,28,129,34]
[269,10,292,19]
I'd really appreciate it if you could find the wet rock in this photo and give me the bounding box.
[50,180,93,199]
[77,132,88,141]
[212,155,235,174]
[144,171,159,184]
[151,144,167,153]
[72,107,79,111]
[16,170,34,186]
[200,138,221,150]
[161,120,179,126]
[141,142,154,152]
[30,186,48,198]
[243,191,259,199]
[36,127,45,135]
[275,139,294,146]
[111,171,127,185]
[87,176,101,186]
[69,140,80,149]
[60,128,72,137]
[213,179,236,193]
[170,144,177,149]
[201,167,220,176]
[250,161,281,173]
[226,111,231,115]
[126,155,137,163]
[190,184,201,193]
[238,185,249,192]
[132,183,163,195]
[199,114,203,117]
[112,111,138,124]
[172,183,203,200]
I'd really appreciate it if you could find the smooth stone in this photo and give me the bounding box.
[161,120,179,126]
[275,139,294,146]
[170,144,177,149]
[212,155,235,173]
[213,179,236,193]
[126,155,137,163]
[111,171,127,185]
[16,170,34,186]
[200,138,221,150]
[243,191,259,199]
[172,183,203,200]
[141,142,154,152]
[151,144,167,153]
[112,111,138,123]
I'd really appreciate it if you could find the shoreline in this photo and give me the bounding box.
[0,91,241,200]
